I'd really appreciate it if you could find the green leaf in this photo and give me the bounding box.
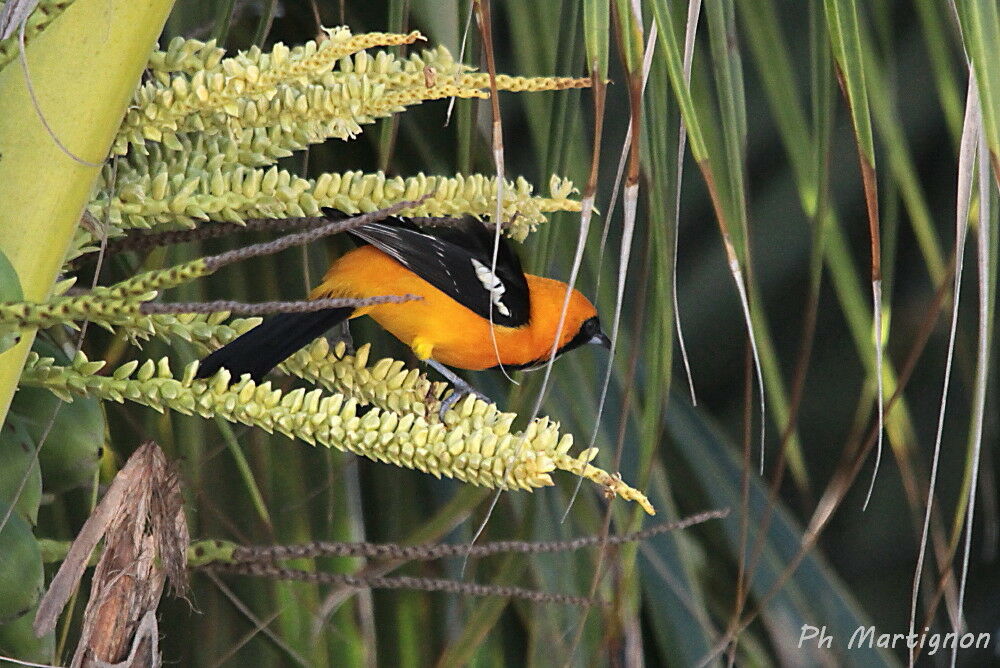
[823,0,876,166]
[650,0,709,160]
[0,414,41,523]
[613,0,643,74]
[956,0,1000,165]
[583,0,609,78]
[638,470,717,664]
[0,500,43,623]
[0,248,22,353]
[706,0,749,234]
[665,397,897,666]
[0,248,21,301]
[10,385,103,494]
[0,601,55,663]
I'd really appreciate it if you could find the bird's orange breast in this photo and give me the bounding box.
[311,245,596,370]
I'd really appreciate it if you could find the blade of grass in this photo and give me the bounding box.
[677,0,813,495]
[736,14,946,630]
[583,0,610,80]
[954,0,1000,186]
[950,107,995,668]
[706,0,748,236]
[907,76,978,664]
[462,0,520,577]
[593,0,642,297]
[631,41,721,658]
[653,0,767,475]
[434,554,525,666]
[214,418,272,529]
[673,0,703,406]
[862,42,946,285]
[536,79,605,522]
[376,0,410,174]
[823,0,885,510]
[914,0,964,147]
[700,239,956,665]
[638,470,718,662]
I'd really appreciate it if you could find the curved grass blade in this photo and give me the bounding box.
[653,0,767,476]
[951,106,995,668]
[823,0,885,510]
[954,0,1000,186]
[907,76,979,664]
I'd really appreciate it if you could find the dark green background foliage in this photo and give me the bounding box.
[6,0,1000,666]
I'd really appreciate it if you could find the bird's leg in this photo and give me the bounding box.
[425,359,493,419]
[327,320,354,354]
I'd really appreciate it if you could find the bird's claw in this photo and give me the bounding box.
[438,385,493,421]
[424,359,494,421]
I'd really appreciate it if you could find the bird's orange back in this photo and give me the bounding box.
[312,245,598,370]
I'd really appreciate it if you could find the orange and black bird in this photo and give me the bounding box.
[197,210,610,413]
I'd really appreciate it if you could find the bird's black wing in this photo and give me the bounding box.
[196,308,352,381]
[343,213,531,328]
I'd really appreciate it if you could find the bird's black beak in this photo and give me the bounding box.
[589,331,611,350]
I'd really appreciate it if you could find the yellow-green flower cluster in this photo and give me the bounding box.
[0,260,210,330]
[34,305,441,417]
[75,301,447,418]
[113,28,421,154]
[69,305,454,424]
[118,31,589,159]
[84,166,578,248]
[105,312,449,420]
[96,161,315,228]
[149,27,422,87]
[100,309,449,420]
[122,119,295,170]
[116,312,259,350]
[0,292,148,331]
[116,28,426,155]
[0,0,77,73]
[18,351,653,512]
[281,339,449,417]
[7,274,651,511]
[147,35,226,75]
[73,27,586,254]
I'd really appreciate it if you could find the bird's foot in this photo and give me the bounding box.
[437,385,493,420]
[426,359,493,420]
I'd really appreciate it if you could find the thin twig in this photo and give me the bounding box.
[70,216,329,268]
[139,295,420,316]
[210,607,285,668]
[219,509,728,564]
[70,213,510,270]
[205,562,604,608]
[201,198,430,272]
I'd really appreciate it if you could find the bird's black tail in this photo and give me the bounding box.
[196,308,352,382]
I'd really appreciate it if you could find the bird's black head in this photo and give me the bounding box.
[554,315,610,358]
[578,316,611,349]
